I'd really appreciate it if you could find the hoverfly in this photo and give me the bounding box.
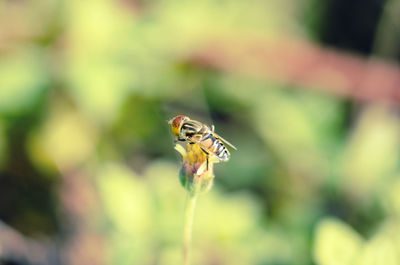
[168,115,236,166]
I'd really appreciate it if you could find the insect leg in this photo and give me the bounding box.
[211,125,215,132]
[177,137,186,142]
[199,146,209,155]
[199,146,210,170]
[184,137,195,144]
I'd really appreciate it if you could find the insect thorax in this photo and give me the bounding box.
[180,121,206,137]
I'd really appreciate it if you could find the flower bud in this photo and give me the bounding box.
[175,143,219,195]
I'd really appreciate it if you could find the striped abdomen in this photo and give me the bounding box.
[199,133,230,161]
[180,120,230,161]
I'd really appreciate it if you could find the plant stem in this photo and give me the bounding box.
[183,192,198,265]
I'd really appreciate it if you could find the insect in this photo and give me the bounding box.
[168,115,236,166]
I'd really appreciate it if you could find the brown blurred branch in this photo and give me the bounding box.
[59,169,106,265]
[0,169,105,265]
[0,221,59,265]
[189,37,400,104]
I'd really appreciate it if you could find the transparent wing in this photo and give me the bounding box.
[213,133,237,150]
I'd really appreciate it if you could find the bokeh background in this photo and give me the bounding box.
[1,0,400,264]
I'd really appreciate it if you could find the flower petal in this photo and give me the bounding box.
[174,144,187,158]
[196,162,207,176]
[209,155,220,164]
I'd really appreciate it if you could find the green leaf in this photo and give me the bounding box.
[0,49,48,114]
[314,218,363,265]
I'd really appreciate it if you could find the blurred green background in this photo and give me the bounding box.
[1,0,400,264]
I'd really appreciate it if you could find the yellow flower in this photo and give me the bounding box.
[175,143,220,194]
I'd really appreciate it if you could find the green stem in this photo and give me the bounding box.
[182,192,198,265]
